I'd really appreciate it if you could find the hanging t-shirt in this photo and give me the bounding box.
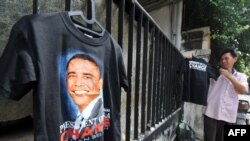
[0,12,128,141]
[177,57,219,105]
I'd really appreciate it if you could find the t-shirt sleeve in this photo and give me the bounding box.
[239,73,249,93]
[176,58,187,74]
[117,47,128,92]
[0,22,36,100]
[207,65,220,80]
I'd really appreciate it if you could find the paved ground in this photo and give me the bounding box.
[0,93,33,121]
[0,116,34,141]
[0,92,33,140]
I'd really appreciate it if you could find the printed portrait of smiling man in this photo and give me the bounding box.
[66,54,103,118]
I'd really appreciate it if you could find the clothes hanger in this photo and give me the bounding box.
[67,0,105,37]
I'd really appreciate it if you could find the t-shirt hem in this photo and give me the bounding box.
[0,85,12,99]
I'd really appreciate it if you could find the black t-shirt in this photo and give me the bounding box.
[177,57,219,105]
[0,12,128,141]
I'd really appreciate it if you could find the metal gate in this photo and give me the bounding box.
[1,0,184,140]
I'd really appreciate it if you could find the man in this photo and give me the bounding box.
[66,54,104,140]
[204,48,249,141]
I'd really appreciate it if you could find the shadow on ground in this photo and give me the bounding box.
[0,116,34,141]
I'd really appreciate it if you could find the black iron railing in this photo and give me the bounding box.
[31,0,184,140]
[123,1,183,140]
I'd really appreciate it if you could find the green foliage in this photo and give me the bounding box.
[235,51,250,83]
[207,0,250,83]
[183,0,250,83]
[237,29,250,79]
[209,0,250,44]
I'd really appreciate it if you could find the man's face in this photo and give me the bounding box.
[66,58,103,112]
[220,52,237,70]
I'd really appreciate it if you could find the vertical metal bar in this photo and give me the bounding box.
[106,0,112,33]
[163,40,167,117]
[159,35,165,118]
[176,53,184,109]
[156,33,162,123]
[160,34,164,119]
[141,17,149,134]
[172,47,175,110]
[169,45,173,113]
[146,26,155,130]
[155,32,160,123]
[65,0,71,11]
[171,47,175,110]
[162,37,166,117]
[173,51,176,110]
[167,45,171,115]
[151,29,159,127]
[168,43,172,114]
[163,38,168,118]
[161,37,165,117]
[175,51,179,109]
[172,47,176,110]
[87,0,96,20]
[164,40,168,115]
[133,8,142,140]
[171,46,174,112]
[86,0,93,29]
[118,0,125,47]
[87,0,92,19]
[33,0,38,14]
[125,2,134,141]
[157,30,162,124]
[166,42,171,116]
[173,51,178,110]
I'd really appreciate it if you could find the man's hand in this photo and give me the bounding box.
[220,68,248,94]
[219,68,232,79]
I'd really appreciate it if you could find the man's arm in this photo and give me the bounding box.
[220,68,248,94]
